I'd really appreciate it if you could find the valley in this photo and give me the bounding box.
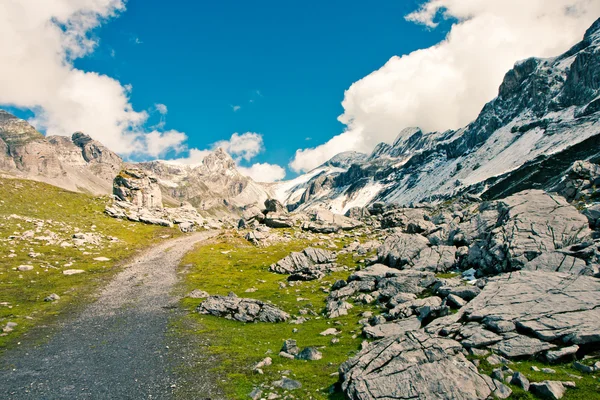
[0,13,600,400]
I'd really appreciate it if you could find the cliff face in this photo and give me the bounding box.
[0,111,122,194]
[272,18,600,213]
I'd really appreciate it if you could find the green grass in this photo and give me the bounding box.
[175,231,378,399]
[0,178,178,350]
[474,356,600,399]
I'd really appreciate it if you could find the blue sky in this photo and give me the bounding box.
[3,0,595,181]
[74,0,449,172]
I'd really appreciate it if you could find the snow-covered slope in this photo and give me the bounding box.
[277,18,600,211]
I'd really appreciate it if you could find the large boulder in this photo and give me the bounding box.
[264,198,287,214]
[113,169,163,209]
[269,247,337,280]
[301,208,363,233]
[467,190,591,275]
[380,208,436,233]
[345,206,371,220]
[462,271,600,346]
[339,331,510,400]
[553,160,600,202]
[377,233,430,269]
[196,293,290,323]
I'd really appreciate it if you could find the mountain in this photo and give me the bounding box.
[277,18,600,213]
[0,110,122,194]
[136,148,271,215]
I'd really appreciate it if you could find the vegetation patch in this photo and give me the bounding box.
[0,178,178,350]
[176,231,378,399]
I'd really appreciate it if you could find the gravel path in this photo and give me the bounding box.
[0,231,220,400]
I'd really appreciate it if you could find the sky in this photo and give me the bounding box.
[1,0,599,182]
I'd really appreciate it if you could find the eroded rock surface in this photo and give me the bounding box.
[196,293,289,323]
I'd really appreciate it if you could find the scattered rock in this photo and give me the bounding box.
[186,289,209,299]
[17,265,34,271]
[511,372,530,391]
[44,293,60,302]
[196,294,289,323]
[63,269,85,275]
[530,381,566,400]
[296,347,322,361]
[546,345,579,363]
[340,331,510,400]
[272,377,302,390]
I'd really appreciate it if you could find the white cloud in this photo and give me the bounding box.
[0,0,186,158]
[167,132,287,182]
[155,103,168,115]
[215,132,264,161]
[231,105,241,112]
[290,0,600,172]
[239,163,286,183]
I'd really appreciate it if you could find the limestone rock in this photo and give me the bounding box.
[340,331,510,400]
[269,247,336,281]
[196,294,289,323]
[530,381,566,400]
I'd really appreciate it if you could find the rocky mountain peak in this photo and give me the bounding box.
[0,110,43,145]
[584,17,600,40]
[322,151,367,169]
[200,147,237,174]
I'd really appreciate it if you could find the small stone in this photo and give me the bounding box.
[572,361,595,373]
[279,351,295,360]
[63,269,85,275]
[186,289,209,299]
[542,368,556,374]
[296,347,322,361]
[272,377,302,390]
[320,328,340,336]
[17,265,34,272]
[331,338,339,344]
[486,354,509,366]
[281,339,299,355]
[254,357,272,370]
[510,372,530,391]
[530,381,566,400]
[546,345,579,363]
[93,257,110,261]
[491,369,504,381]
[248,388,262,400]
[44,293,60,302]
[562,381,576,388]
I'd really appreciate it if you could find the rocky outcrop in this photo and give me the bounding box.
[196,293,290,323]
[301,208,362,233]
[466,190,592,275]
[0,110,122,194]
[339,331,511,400]
[269,248,337,281]
[427,270,600,360]
[106,169,208,230]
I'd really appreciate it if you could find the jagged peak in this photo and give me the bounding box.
[584,17,600,40]
[322,151,367,169]
[392,127,422,148]
[72,131,93,146]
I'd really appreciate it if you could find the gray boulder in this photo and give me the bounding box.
[345,206,371,220]
[463,271,600,346]
[301,208,362,233]
[377,232,430,268]
[467,190,591,275]
[530,381,566,400]
[196,294,289,323]
[269,247,336,281]
[363,316,421,339]
[339,331,510,400]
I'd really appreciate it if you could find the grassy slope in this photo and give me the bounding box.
[177,231,377,399]
[0,178,178,350]
[178,231,600,400]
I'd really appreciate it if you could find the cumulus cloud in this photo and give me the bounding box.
[290,0,600,173]
[238,163,286,182]
[214,132,264,161]
[0,0,186,158]
[155,103,168,115]
[231,105,241,112]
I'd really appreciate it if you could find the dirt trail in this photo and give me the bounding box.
[1,231,220,400]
